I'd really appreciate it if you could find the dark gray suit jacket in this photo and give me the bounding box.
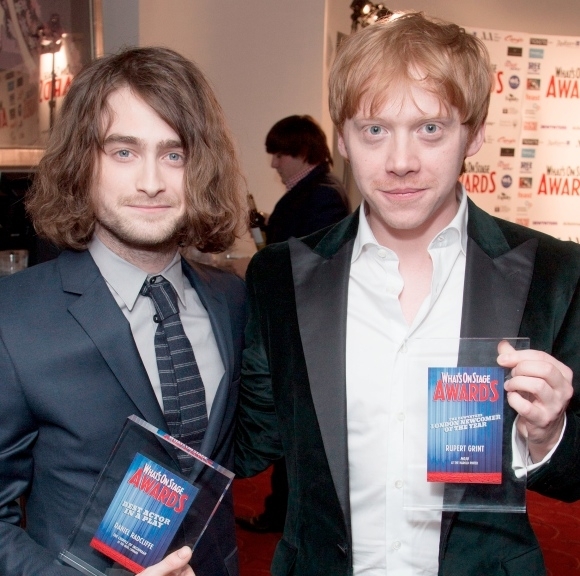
[236,199,580,576]
[0,249,246,576]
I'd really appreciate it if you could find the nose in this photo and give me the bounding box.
[270,155,279,169]
[384,133,419,176]
[137,157,165,197]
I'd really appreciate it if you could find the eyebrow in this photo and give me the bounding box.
[103,134,183,150]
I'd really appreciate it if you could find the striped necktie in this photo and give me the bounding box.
[140,275,208,472]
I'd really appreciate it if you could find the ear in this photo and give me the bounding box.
[337,133,349,160]
[465,123,485,158]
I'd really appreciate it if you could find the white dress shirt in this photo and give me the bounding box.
[346,192,468,575]
[88,236,224,417]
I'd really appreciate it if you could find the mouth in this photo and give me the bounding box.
[381,187,426,197]
[126,204,173,211]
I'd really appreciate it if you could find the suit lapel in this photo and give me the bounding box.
[59,251,167,432]
[440,201,538,555]
[461,201,538,339]
[182,261,234,459]
[289,213,359,534]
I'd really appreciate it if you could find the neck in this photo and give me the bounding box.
[95,229,179,274]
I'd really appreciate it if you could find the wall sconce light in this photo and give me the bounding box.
[35,13,65,132]
[350,1,393,32]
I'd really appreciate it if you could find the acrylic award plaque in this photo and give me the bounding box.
[59,415,234,575]
[403,338,530,513]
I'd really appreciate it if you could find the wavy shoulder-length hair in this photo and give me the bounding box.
[27,46,247,252]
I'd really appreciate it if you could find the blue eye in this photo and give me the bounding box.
[424,124,438,134]
[368,125,382,135]
[168,152,182,161]
[117,149,130,158]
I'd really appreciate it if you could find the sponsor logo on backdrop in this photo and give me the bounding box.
[494,205,510,213]
[541,124,567,130]
[524,121,537,131]
[498,136,516,144]
[519,177,533,188]
[500,120,519,127]
[497,192,511,201]
[505,93,518,102]
[516,218,530,226]
[522,138,539,145]
[505,60,521,71]
[529,48,544,59]
[505,35,524,43]
[538,173,580,194]
[509,75,520,89]
[525,93,540,101]
[473,31,502,42]
[503,107,518,115]
[520,162,533,173]
[524,104,541,116]
[546,75,580,98]
[501,148,515,157]
[518,192,533,198]
[501,175,513,188]
[507,47,523,57]
[563,222,580,226]
[530,38,548,46]
[533,221,558,225]
[554,67,580,78]
[522,149,536,158]
[557,40,580,48]
[528,62,541,74]
[527,78,541,90]
[546,165,580,176]
[460,161,497,193]
[498,161,513,170]
[547,140,571,146]
[494,70,504,93]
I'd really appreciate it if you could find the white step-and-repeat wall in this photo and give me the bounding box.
[461,27,580,242]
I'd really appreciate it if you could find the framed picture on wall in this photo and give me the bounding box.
[0,0,103,168]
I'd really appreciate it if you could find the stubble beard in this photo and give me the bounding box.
[95,205,188,255]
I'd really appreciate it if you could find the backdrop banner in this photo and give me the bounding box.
[461,26,580,242]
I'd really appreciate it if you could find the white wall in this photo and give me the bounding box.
[137,0,351,216]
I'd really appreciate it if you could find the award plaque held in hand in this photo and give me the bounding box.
[59,415,234,575]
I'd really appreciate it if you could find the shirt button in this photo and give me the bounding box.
[392,541,401,551]
[397,412,405,421]
[437,235,445,243]
[395,480,403,489]
[377,248,387,258]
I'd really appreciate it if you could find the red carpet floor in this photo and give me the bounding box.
[233,469,279,576]
[234,471,580,575]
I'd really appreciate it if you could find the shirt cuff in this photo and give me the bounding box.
[512,414,567,479]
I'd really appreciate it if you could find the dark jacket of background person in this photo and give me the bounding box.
[266,163,350,245]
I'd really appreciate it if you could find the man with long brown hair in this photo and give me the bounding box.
[0,47,247,576]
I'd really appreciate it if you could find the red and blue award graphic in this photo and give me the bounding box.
[427,366,505,484]
[90,453,198,573]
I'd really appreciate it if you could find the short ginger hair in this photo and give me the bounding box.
[329,11,494,140]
